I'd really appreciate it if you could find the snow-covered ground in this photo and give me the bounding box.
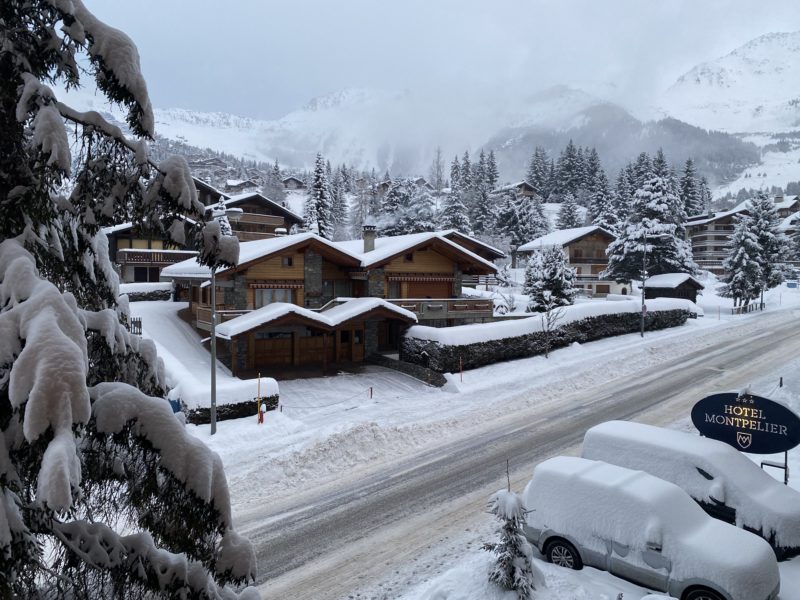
[134,279,800,599]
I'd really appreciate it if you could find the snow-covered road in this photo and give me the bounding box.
[239,309,800,599]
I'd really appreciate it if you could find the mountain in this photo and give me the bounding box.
[57,81,758,189]
[662,31,800,134]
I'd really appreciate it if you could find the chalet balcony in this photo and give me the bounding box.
[386,297,493,321]
[568,257,608,265]
[237,213,285,227]
[233,230,279,242]
[196,307,251,332]
[574,275,614,284]
[117,248,197,266]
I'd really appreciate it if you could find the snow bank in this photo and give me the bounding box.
[119,282,172,294]
[406,298,696,346]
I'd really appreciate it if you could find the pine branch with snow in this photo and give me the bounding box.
[0,2,255,596]
[483,489,543,599]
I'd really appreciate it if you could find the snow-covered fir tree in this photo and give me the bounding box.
[439,189,471,233]
[679,159,703,216]
[523,245,576,312]
[470,185,495,235]
[589,169,618,234]
[604,176,697,283]
[555,139,583,198]
[0,2,256,597]
[305,153,334,239]
[484,489,542,600]
[330,169,349,240]
[721,215,763,307]
[697,176,712,215]
[613,168,633,223]
[631,152,654,190]
[526,147,550,198]
[486,150,500,190]
[497,193,549,248]
[379,178,410,236]
[450,155,461,194]
[556,193,582,229]
[748,191,791,297]
[428,146,446,194]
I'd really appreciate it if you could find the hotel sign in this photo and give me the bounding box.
[691,392,800,454]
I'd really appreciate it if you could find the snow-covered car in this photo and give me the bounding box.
[581,420,800,559]
[522,456,780,600]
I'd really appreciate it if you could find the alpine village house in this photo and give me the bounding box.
[161,227,503,378]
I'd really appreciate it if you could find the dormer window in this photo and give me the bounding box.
[282,256,293,267]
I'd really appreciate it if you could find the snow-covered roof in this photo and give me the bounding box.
[685,208,746,226]
[779,211,800,232]
[517,226,614,252]
[221,191,303,222]
[732,195,800,214]
[490,180,534,195]
[215,298,416,339]
[644,273,705,289]
[102,222,133,235]
[163,230,497,281]
[335,231,498,272]
[440,230,505,259]
[281,176,304,183]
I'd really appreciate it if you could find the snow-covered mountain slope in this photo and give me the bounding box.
[662,31,800,134]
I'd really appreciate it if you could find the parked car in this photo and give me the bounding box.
[581,420,800,559]
[523,456,780,600]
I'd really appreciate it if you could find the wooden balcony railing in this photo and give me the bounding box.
[236,213,284,226]
[386,298,493,321]
[117,249,197,265]
[195,307,251,331]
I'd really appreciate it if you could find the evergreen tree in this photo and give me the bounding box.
[486,150,500,190]
[589,170,618,234]
[556,193,582,229]
[475,149,487,191]
[526,147,550,198]
[547,159,558,199]
[748,191,791,296]
[697,177,712,215]
[556,140,582,196]
[0,2,255,597]
[523,245,577,312]
[470,185,496,235]
[402,181,437,233]
[450,155,461,193]
[721,215,763,307]
[584,148,602,191]
[439,190,471,233]
[379,179,412,236]
[652,148,670,180]
[604,176,697,283]
[306,153,334,239]
[461,151,473,191]
[679,159,703,216]
[614,168,634,222]
[632,152,654,189]
[330,169,348,240]
[484,489,541,600]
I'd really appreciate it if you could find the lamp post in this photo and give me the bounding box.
[208,202,242,436]
[640,242,647,338]
[210,264,218,434]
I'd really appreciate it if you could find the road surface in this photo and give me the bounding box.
[236,310,800,599]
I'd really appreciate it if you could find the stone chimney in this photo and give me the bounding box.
[363,223,377,253]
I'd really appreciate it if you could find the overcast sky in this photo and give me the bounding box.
[88,0,800,120]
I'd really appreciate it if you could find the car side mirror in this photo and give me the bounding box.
[709,481,725,504]
[645,541,662,553]
[645,521,663,553]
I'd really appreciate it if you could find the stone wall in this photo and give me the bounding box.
[304,249,323,308]
[367,268,385,298]
[401,309,689,373]
[365,320,379,357]
[184,395,279,425]
[229,273,249,310]
[125,289,171,302]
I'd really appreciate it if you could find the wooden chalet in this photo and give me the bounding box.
[161,229,498,376]
[518,226,625,296]
[490,181,537,198]
[643,273,704,304]
[281,176,306,190]
[219,192,303,241]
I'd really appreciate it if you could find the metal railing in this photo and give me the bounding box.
[117,249,197,265]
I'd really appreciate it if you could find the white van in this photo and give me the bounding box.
[581,420,800,559]
[523,456,779,600]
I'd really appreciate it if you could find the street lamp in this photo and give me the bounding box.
[209,201,242,436]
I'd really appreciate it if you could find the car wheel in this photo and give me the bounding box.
[683,587,725,600]
[545,539,583,570]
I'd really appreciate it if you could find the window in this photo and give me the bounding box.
[388,281,400,298]
[282,256,293,267]
[334,280,352,297]
[254,288,293,308]
[403,252,414,262]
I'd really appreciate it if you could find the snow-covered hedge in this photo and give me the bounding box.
[120,282,172,301]
[185,395,279,425]
[401,299,694,372]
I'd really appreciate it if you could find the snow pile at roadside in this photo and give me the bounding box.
[119,282,172,294]
[407,298,697,346]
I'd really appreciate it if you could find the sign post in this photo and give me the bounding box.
[692,392,800,484]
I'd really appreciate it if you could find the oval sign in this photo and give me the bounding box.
[691,393,800,454]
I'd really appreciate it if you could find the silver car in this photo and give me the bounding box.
[523,456,780,600]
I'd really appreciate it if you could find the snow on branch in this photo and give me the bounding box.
[0,239,90,511]
[69,0,155,138]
